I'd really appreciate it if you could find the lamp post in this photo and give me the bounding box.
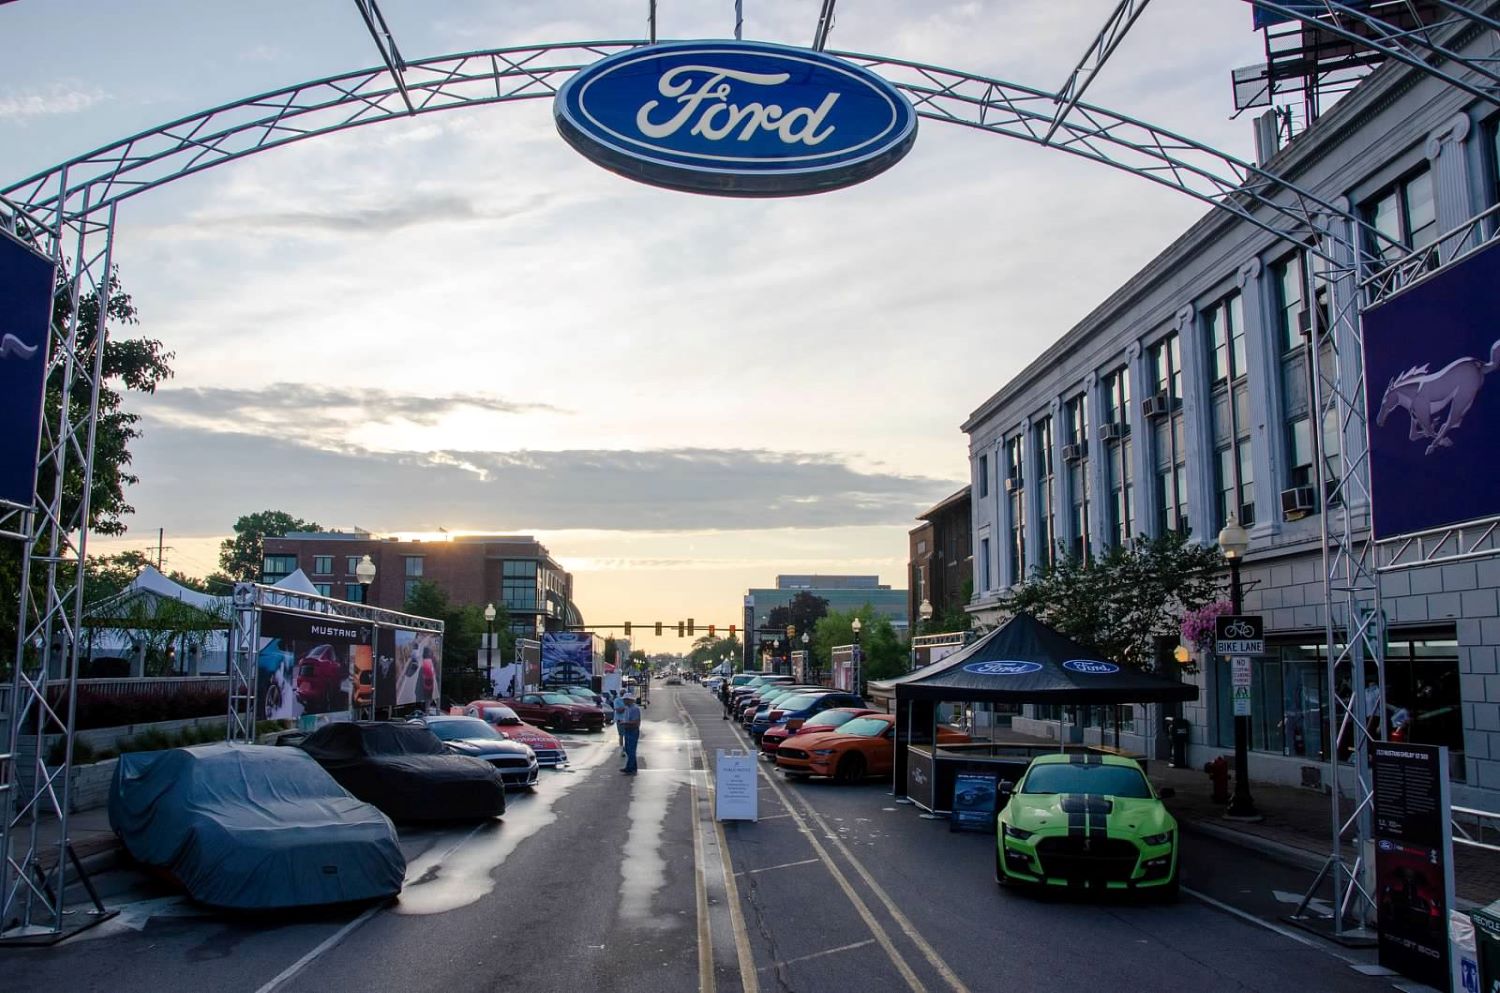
[801,631,810,681]
[1217,514,1259,820]
[483,602,497,693]
[851,616,862,688]
[355,554,376,604]
[919,598,934,632]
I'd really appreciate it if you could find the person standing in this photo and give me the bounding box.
[619,693,642,775]
[720,678,732,720]
[613,692,628,745]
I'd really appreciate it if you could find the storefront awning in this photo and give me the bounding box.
[876,613,1197,706]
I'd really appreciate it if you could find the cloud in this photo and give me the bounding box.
[158,191,557,238]
[0,83,106,120]
[123,422,959,534]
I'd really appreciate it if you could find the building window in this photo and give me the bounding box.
[1361,165,1436,268]
[346,555,361,575]
[1034,416,1056,568]
[314,583,332,597]
[403,556,424,602]
[262,555,296,583]
[978,452,989,499]
[1148,334,1188,536]
[1064,394,1090,561]
[980,537,992,591]
[502,559,539,612]
[1270,250,1336,498]
[1204,292,1254,530]
[346,584,366,603]
[1005,434,1026,582]
[1102,367,1134,547]
[312,555,332,575]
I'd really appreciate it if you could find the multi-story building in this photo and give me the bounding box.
[741,575,909,667]
[908,488,972,629]
[261,532,582,640]
[962,23,1500,806]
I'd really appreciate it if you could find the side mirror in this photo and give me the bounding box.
[997,780,1015,803]
[1157,787,1176,800]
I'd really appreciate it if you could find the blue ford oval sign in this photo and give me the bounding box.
[1063,659,1120,675]
[554,40,918,197]
[963,661,1043,676]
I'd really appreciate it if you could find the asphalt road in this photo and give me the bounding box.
[6,685,1412,993]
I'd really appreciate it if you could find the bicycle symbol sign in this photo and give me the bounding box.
[1214,614,1265,655]
[1222,620,1256,639]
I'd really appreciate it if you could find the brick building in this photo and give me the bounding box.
[908,487,972,628]
[261,532,581,640]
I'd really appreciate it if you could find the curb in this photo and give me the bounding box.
[1178,817,1325,873]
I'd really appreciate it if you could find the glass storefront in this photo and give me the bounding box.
[1211,629,1463,780]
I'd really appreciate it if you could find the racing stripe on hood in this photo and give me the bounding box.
[1062,793,1087,839]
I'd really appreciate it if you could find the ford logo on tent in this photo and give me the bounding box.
[1063,659,1120,674]
[963,661,1043,676]
[554,40,918,197]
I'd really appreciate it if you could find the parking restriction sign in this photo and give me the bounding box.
[1231,656,1252,716]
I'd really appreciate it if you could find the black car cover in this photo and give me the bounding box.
[299,722,507,821]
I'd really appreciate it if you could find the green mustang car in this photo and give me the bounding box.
[995,753,1179,897]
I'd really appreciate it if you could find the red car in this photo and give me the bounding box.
[294,644,348,711]
[760,707,877,756]
[463,700,568,766]
[503,692,607,732]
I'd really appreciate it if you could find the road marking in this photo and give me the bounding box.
[252,901,386,993]
[690,772,716,993]
[1183,886,1363,965]
[757,939,877,973]
[714,814,764,993]
[737,858,820,877]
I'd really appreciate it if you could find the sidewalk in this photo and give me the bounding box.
[1150,763,1500,907]
[6,806,119,874]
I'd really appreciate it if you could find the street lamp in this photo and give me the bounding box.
[355,554,376,603]
[851,616,862,686]
[1217,514,1258,820]
[800,631,810,680]
[483,602,497,693]
[919,598,934,630]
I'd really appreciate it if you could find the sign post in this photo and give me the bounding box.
[1215,614,1265,820]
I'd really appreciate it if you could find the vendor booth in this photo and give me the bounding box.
[878,614,1197,814]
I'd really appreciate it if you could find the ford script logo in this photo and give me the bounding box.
[963,661,1043,676]
[1063,659,1120,675]
[554,40,918,197]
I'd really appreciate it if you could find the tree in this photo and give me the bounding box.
[812,605,905,683]
[767,591,830,640]
[403,580,506,703]
[688,634,742,671]
[218,510,322,581]
[1000,531,1225,671]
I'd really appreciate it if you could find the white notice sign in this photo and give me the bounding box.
[715,748,758,822]
[1231,656,1252,716]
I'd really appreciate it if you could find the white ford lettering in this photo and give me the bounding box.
[635,65,840,146]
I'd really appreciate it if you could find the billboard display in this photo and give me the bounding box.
[1252,0,1369,29]
[1363,243,1500,540]
[541,631,597,685]
[383,627,441,709]
[0,232,54,509]
[257,611,372,721]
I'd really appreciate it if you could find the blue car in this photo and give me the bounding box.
[751,691,866,740]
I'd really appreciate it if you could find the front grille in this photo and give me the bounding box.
[1035,837,1139,882]
[778,747,808,760]
[488,756,533,770]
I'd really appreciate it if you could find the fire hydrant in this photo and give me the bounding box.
[1204,756,1230,804]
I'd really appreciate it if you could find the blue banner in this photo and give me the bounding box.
[0,233,54,508]
[1253,1,1369,29]
[541,632,596,685]
[1363,243,1500,539]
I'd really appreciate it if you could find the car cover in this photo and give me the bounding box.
[108,743,405,910]
[299,722,507,821]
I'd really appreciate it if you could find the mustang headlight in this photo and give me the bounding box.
[1003,823,1034,841]
[1142,830,1174,847]
[811,749,836,756]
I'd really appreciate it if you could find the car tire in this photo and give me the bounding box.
[263,682,282,719]
[834,752,866,784]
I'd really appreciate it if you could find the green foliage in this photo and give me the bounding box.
[1000,531,1225,671]
[813,606,905,683]
[767,592,830,642]
[687,634,742,670]
[217,510,322,581]
[51,687,228,732]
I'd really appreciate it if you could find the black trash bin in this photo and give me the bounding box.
[1168,717,1190,768]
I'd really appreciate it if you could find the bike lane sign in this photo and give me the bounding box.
[1215,615,1265,656]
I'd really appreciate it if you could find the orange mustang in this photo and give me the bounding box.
[776,714,970,783]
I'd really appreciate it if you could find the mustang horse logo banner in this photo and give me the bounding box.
[1375,340,1500,455]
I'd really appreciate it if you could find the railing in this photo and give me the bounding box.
[51,676,230,699]
[1453,805,1500,853]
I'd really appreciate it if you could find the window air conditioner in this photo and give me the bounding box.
[1062,442,1087,463]
[1098,422,1122,442]
[1141,392,1172,419]
[1280,485,1318,522]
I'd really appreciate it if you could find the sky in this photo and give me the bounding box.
[0,0,1268,654]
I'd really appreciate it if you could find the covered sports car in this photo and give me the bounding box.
[995,753,1178,896]
[299,721,507,821]
[108,743,405,909]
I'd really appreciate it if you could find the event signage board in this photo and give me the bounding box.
[715,748,758,821]
[257,611,374,721]
[906,744,936,810]
[554,40,918,197]
[541,632,596,685]
[949,772,1000,833]
[1363,242,1500,540]
[517,638,542,691]
[1215,615,1265,656]
[0,232,54,509]
[1372,742,1455,989]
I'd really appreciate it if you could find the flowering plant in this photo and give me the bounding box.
[1179,599,1233,654]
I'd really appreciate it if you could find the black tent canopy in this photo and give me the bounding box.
[878,613,1197,705]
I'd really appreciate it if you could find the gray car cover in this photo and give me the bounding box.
[109,743,405,909]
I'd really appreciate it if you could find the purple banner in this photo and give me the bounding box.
[0,233,54,508]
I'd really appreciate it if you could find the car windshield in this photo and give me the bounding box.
[833,717,891,737]
[805,710,860,729]
[541,694,576,705]
[1021,763,1153,799]
[482,707,522,725]
[777,694,823,711]
[427,718,501,741]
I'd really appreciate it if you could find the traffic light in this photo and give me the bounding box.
[708,624,716,637]
[729,625,736,637]
[677,621,685,638]
[655,621,663,636]
[623,621,631,637]
[688,618,695,636]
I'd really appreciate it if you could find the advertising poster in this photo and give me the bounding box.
[257,611,372,721]
[1362,243,1500,540]
[541,632,595,685]
[950,772,1000,832]
[517,638,542,692]
[1373,742,1455,989]
[0,232,55,509]
[391,628,442,709]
